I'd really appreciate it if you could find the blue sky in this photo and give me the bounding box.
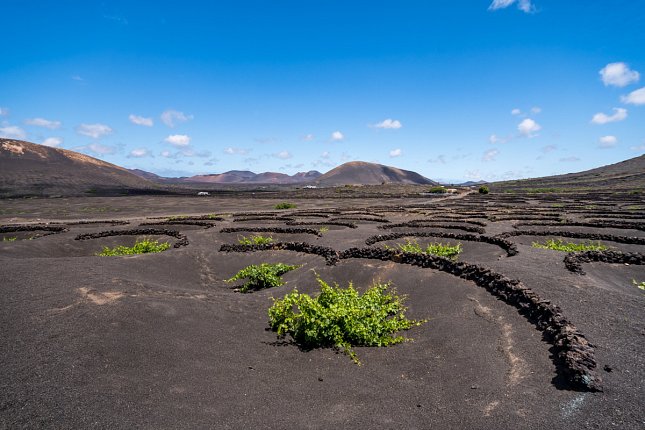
[1,0,644,182]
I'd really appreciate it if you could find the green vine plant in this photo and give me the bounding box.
[97,238,171,256]
[226,263,299,293]
[268,275,426,364]
[531,238,607,252]
[384,238,462,260]
[237,234,274,245]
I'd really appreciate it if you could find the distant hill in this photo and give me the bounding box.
[315,161,437,186]
[0,139,158,197]
[181,170,322,184]
[492,154,645,192]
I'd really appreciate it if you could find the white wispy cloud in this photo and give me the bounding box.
[302,134,315,142]
[0,125,27,139]
[372,119,402,129]
[86,143,116,155]
[331,131,344,141]
[76,123,113,139]
[42,137,63,147]
[321,151,330,159]
[531,106,542,114]
[71,75,83,81]
[128,148,152,158]
[129,114,154,127]
[482,148,499,162]
[599,62,640,87]
[511,108,521,115]
[0,107,9,116]
[541,144,557,153]
[160,109,193,127]
[591,107,627,124]
[389,148,402,157]
[489,0,534,13]
[164,134,191,147]
[621,87,645,105]
[160,150,173,158]
[598,135,618,148]
[223,147,249,155]
[273,150,292,160]
[559,156,580,162]
[517,118,541,137]
[489,134,509,144]
[25,117,62,129]
[630,144,645,152]
[428,155,446,164]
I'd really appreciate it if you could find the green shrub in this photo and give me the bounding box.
[275,202,297,209]
[478,185,489,194]
[97,238,171,256]
[428,186,447,194]
[318,226,329,234]
[386,239,462,260]
[227,263,299,293]
[268,276,426,364]
[237,234,274,245]
[531,238,607,252]
[632,280,645,291]
[2,236,17,242]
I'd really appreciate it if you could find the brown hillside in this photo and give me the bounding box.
[0,139,158,197]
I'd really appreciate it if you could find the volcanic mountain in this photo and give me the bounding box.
[314,161,437,186]
[0,139,158,197]
[180,170,322,184]
[493,154,645,191]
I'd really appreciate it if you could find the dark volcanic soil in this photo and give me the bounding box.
[1,191,644,429]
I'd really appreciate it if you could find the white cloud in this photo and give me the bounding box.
[621,87,645,105]
[129,114,153,127]
[428,155,446,164]
[42,137,63,147]
[25,118,61,129]
[87,143,116,155]
[321,151,330,159]
[630,144,645,152]
[489,0,534,13]
[160,109,193,127]
[302,134,315,141]
[76,123,112,139]
[128,148,152,158]
[0,125,27,139]
[482,148,499,162]
[598,135,618,148]
[0,107,10,116]
[223,147,249,155]
[489,134,509,144]
[517,118,541,137]
[373,119,402,129]
[591,107,627,124]
[600,62,640,87]
[160,150,173,158]
[389,148,402,157]
[71,75,83,81]
[331,131,344,141]
[511,108,521,116]
[531,106,542,114]
[164,134,191,147]
[273,150,292,160]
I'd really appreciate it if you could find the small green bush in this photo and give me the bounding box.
[318,226,329,234]
[237,234,274,245]
[428,186,447,194]
[531,239,607,252]
[632,280,645,291]
[97,238,171,256]
[227,263,299,293]
[386,239,462,260]
[478,185,489,194]
[2,236,17,242]
[275,202,297,209]
[268,276,426,364]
